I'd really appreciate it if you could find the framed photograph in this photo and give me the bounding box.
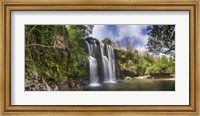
[0,0,199,115]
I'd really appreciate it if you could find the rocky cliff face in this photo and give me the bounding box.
[25,69,55,91]
[25,69,84,91]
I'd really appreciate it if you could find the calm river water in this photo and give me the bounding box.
[83,79,175,91]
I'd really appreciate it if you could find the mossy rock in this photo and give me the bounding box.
[124,76,132,80]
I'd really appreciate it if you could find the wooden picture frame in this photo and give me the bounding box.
[0,0,199,115]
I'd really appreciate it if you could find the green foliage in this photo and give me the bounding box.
[25,25,63,45]
[66,25,89,77]
[167,57,175,73]
[115,50,139,77]
[136,57,151,76]
[145,65,161,75]
[115,49,175,78]
[25,25,92,80]
[145,55,175,75]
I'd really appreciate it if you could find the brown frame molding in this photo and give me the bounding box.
[0,0,199,115]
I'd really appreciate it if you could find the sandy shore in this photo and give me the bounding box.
[134,75,175,80]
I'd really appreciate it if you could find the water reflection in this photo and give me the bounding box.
[83,79,175,91]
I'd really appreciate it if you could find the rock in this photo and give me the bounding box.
[136,75,150,79]
[69,81,75,88]
[53,85,58,91]
[25,79,30,87]
[43,80,52,91]
[25,71,51,91]
[60,84,70,91]
[32,71,38,79]
[30,88,35,91]
[124,76,132,80]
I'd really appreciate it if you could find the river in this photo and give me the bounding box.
[83,79,175,91]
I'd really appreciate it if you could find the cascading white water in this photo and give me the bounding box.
[86,41,91,56]
[88,56,99,86]
[86,41,100,86]
[86,40,116,86]
[100,43,109,82]
[100,42,116,83]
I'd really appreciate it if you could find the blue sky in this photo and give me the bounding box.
[91,25,149,52]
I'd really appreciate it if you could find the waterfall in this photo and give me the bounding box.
[86,41,91,56]
[100,43,109,82]
[100,42,116,83]
[86,41,100,86]
[86,39,116,87]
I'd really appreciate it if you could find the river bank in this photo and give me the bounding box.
[25,70,175,91]
[133,75,175,80]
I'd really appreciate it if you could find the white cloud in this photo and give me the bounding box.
[91,25,108,40]
[158,53,171,58]
[136,46,146,53]
[91,25,149,52]
[115,25,148,45]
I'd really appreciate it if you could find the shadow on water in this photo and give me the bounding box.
[83,79,175,91]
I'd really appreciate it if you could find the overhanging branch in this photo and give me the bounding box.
[164,47,175,54]
[26,44,54,48]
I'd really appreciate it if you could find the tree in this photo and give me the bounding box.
[113,40,121,50]
[85,25,94,37]
[66,25,90,77]
[147,25,175,56]
[145,55,175,75]
[102,38,112,45]
[124,37,135,52]
[25,25,58,46]
[67,25,94,39]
